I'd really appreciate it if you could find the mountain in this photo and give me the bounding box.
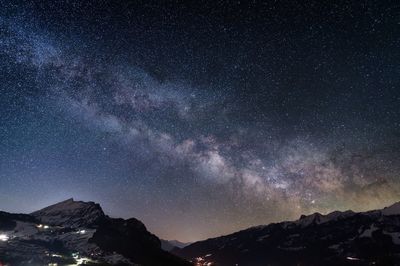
[173,202,400,266]
[31,198,105,228]
[161,239,191,251]
[0,198,191,266]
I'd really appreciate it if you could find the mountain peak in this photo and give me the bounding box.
[31,198,105,228]
[2,199,191,266]
[63,197,74,202]
[382,201,400,216]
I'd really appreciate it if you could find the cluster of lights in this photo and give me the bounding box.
[1,226,93,265]
[194,254,214,266]
[76,230,86,234]
[0,234,9,242]
[37,224,50,229]
[71,252,94,265]
[44,252,94,266]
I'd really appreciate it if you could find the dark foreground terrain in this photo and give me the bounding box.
[174,202,400,266]
[3,199,400,266]
[0,198,191,266]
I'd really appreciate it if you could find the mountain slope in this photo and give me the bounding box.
[174,202,400,266]
[0,199,191,266]
[161,239,191,251]
[31,198,105,228]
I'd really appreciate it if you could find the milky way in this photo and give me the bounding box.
[0,1,399,242]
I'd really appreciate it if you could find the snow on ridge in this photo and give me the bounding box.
[296,210,355,227]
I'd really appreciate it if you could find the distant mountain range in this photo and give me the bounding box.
[173,202,400,266]
[0,198,190,266]
[161,239,191,252]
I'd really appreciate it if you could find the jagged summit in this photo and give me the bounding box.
[31,198,105,228]
[297,209,355,227]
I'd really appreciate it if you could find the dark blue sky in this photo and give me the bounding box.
[0,0,399,242]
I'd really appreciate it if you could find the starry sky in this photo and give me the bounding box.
[0,0,400,242]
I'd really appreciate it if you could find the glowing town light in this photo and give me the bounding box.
[79,230,86,234]
[346,256,360,261]
[69,253,93,266]
[38,224,50,229]
[75,257,91,264]
[0,234,9,241]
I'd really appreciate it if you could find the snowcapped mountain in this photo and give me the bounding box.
[174,202,400,266]
[0,199,191,266]
[31,198,105,228]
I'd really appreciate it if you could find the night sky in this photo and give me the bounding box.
[0,0,399,242]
